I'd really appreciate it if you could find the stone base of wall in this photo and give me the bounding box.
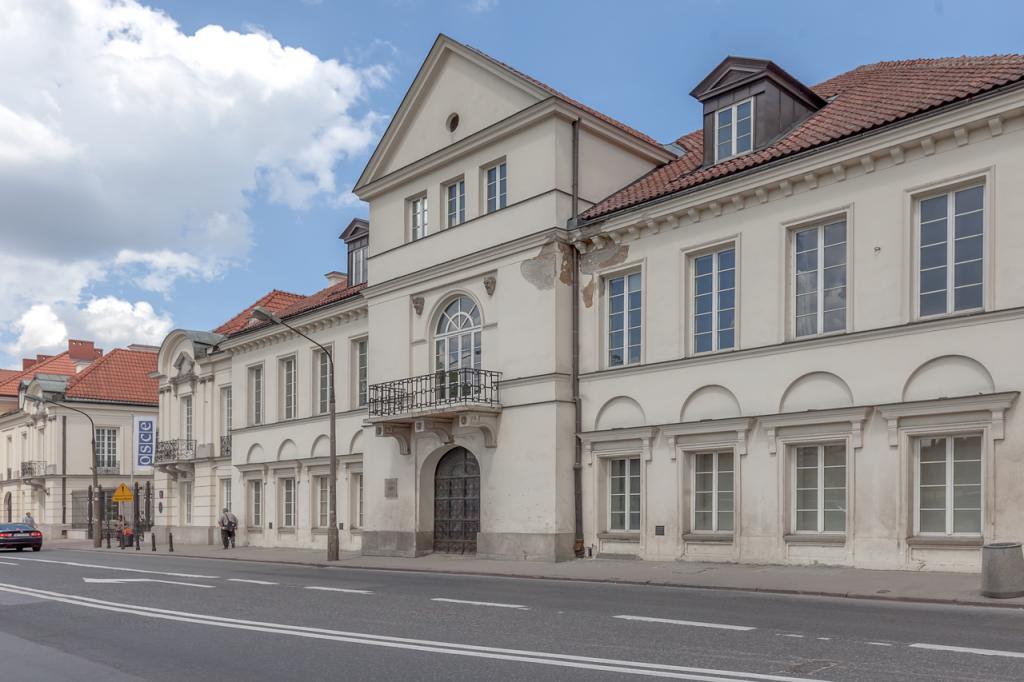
[151,525,216,546]
[477,532,576,562]
[360,530,432,557]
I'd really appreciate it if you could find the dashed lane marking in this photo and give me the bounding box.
[305,586,373,595]
[613,615,755,632]
[432,598,527,610]
[5,556,217,579]
[228,579,278,585]
[909,643,1024,659]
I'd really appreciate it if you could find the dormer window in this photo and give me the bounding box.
[348,238,367,286]
[715,99,753,161]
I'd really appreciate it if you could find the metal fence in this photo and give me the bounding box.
[368,368,501,418]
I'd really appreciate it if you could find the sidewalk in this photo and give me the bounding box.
[74,540,1024,610]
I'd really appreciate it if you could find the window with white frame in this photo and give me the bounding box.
[317,476,329,528]
[220,478,232,513]
[249,480,262,527]
[446,179,466,227]
[693,246,736,353]
[280,356,296,420]
[609,457,641,532]
[181,481,193,525]
[918,184,984,317]
[355,472,364,529]
[693,451,734,533]
[715,99,753,161]
[221,387,232,433]
[794,220,847,337]
[355,339,368,408]
[607,271,641,367]
[95,428,117,469]
[316,347,332,415]
[485,161,507,213]
[181,395,193,442]
[248,365,263,425]
[410,195,428,241]
[348,238,368,286]
[793,444,846,534]
[916,434,981,536]
[281,478,295,528]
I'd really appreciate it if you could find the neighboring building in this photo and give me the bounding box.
[0,341,158,536]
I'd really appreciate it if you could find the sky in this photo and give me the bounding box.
[1,0,1022,368]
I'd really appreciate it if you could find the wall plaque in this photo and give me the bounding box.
[384,478,398,499]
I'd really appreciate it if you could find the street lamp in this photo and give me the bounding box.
[25,393,101,548]
[251,306,340,562]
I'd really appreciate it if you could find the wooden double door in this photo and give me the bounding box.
[433,447,480,554]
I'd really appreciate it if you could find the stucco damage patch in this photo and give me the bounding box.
[579,244,629,308]
[521,241,575,290]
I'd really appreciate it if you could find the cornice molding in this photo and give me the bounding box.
[222,302,368,355]
[876,391,1019,445]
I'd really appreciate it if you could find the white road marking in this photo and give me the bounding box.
[5,557,217,579]
[817,637,831,641]
[432,598,527,610]
[778,634,803,639]
[0,561,18,566]
[0,582,831,682]
[82,577,213,589]
[867,642,893,647]
[228,579,278,585]
[305,586,373,595]
[909,643,1024,659]
[614,615,755,632]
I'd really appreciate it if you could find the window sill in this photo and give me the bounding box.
[683,533,734,544]
[246,527,262,534]
[311,528,327,536]
[906,535,983,548]
[278,527,295,535]
[350,528,363,535]
[598,532,641,542]
[783,534,846,545]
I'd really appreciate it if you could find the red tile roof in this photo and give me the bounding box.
[64,348,158,406]
[230,281,366,337]
[0,369,19,384]
[0,352,80,398]
[582,55,1024,220]
[213,289,306,336]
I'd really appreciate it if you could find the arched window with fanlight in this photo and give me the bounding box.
[434,296,481,400]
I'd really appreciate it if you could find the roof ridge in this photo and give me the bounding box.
[852,54,1024,71]
[0,351,72,389]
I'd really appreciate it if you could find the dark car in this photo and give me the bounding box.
[0,524,42,551]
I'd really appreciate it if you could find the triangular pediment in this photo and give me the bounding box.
[355,35,549,191]
[690,56,825,110]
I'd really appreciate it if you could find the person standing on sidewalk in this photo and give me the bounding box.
[218,507,238,549]
[21,512,36,529]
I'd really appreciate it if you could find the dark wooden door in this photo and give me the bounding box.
[433,447,480,554]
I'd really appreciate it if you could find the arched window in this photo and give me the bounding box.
[435,296,481,373]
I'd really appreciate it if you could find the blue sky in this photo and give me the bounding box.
[2,0,1021,367]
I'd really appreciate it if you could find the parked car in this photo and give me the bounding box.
[0,524,43,551]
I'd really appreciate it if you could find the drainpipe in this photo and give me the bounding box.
[570,118,585,558]
[61,415,67,525]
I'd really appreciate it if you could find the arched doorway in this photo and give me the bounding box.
[3,493,11,523]
[433,447,480,554]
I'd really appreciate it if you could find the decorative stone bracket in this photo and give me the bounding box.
[760,407,869,456]
[876,392,1018,447]
[414,418,454,445]
[458,412,499,448]
[375,423,413,456]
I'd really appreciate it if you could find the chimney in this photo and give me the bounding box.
[68,339,100,361]
[324,271,348,287]
[35,354,53,364]
[22,358,36,371]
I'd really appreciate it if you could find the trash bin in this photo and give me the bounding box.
[981,542,1024,598]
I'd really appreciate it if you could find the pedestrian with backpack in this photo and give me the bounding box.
[218,507,238,549]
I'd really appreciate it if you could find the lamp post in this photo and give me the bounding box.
[251,306,339,561]
[25,394,101,548]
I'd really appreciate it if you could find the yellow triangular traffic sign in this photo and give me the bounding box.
[111,483,134,502]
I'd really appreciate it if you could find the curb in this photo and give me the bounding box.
[72,547,1024,611]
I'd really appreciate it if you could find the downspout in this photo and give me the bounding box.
[570,118,585,558]
[61,415,67,525]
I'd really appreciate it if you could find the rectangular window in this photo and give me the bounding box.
[355,473,364,529]
[794,220,847,337]
[693,451,734,533]
[693,247,736,353]
[181,481,193,525]
[348,241,368,286]
[410,195,428,241]
[95,428,117,469]
[917,434,981,535]
[486,162,507,213]
[249,365,263,425]
[317,476,329,528]
[794,444,846,534]
[280,356,296,420]
[221,479,232,514]
[181,395,193,442]
[222,387,232,433]
[715,99,753,161]
[316,347,332,415]
[607,271,641,367]
[356,339,368,408]
[446,179,466,227]
[250,480,262,527]
[281,479,295,528]
[609,457,641,532]
[919,185,984,317]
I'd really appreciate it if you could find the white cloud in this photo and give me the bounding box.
[7,305,69,358]
[466,0,499,12]
[78,297,174,347]
[0,0,388,363]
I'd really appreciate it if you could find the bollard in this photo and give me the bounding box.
[136,532,141,551]
[106,531,111,549]
[982,542,1024,598]
[152,531,157,552]
[168,531,174,553]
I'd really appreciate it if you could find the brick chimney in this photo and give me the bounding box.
[68,339,101,361]
[324,271,348,287]
[22,358,36,370]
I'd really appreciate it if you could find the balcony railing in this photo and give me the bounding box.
[368,368,501,418]
[155,439,196,465]
[21,461,48,478]
[96,463,119,475]
[220,435,232,458]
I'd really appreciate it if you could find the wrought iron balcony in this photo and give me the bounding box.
[155,439,196,465]
[368,368,501,419]
[220,435,232,458]
[21,461,48,478]
[96,463,119,475]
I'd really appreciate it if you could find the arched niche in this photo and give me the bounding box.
[277,439,297,461]
[311,435,330,458]
[245,443,264,464]
[680,385,741,422]
[349,430,364,455]
[779,372,854,413]
[594,396,646,430]
[903,355,994,402]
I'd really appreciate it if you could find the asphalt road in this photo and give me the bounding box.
[0,547,1022,681]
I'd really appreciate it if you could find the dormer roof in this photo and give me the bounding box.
[340,217,369,244]
[690,56,826,111]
